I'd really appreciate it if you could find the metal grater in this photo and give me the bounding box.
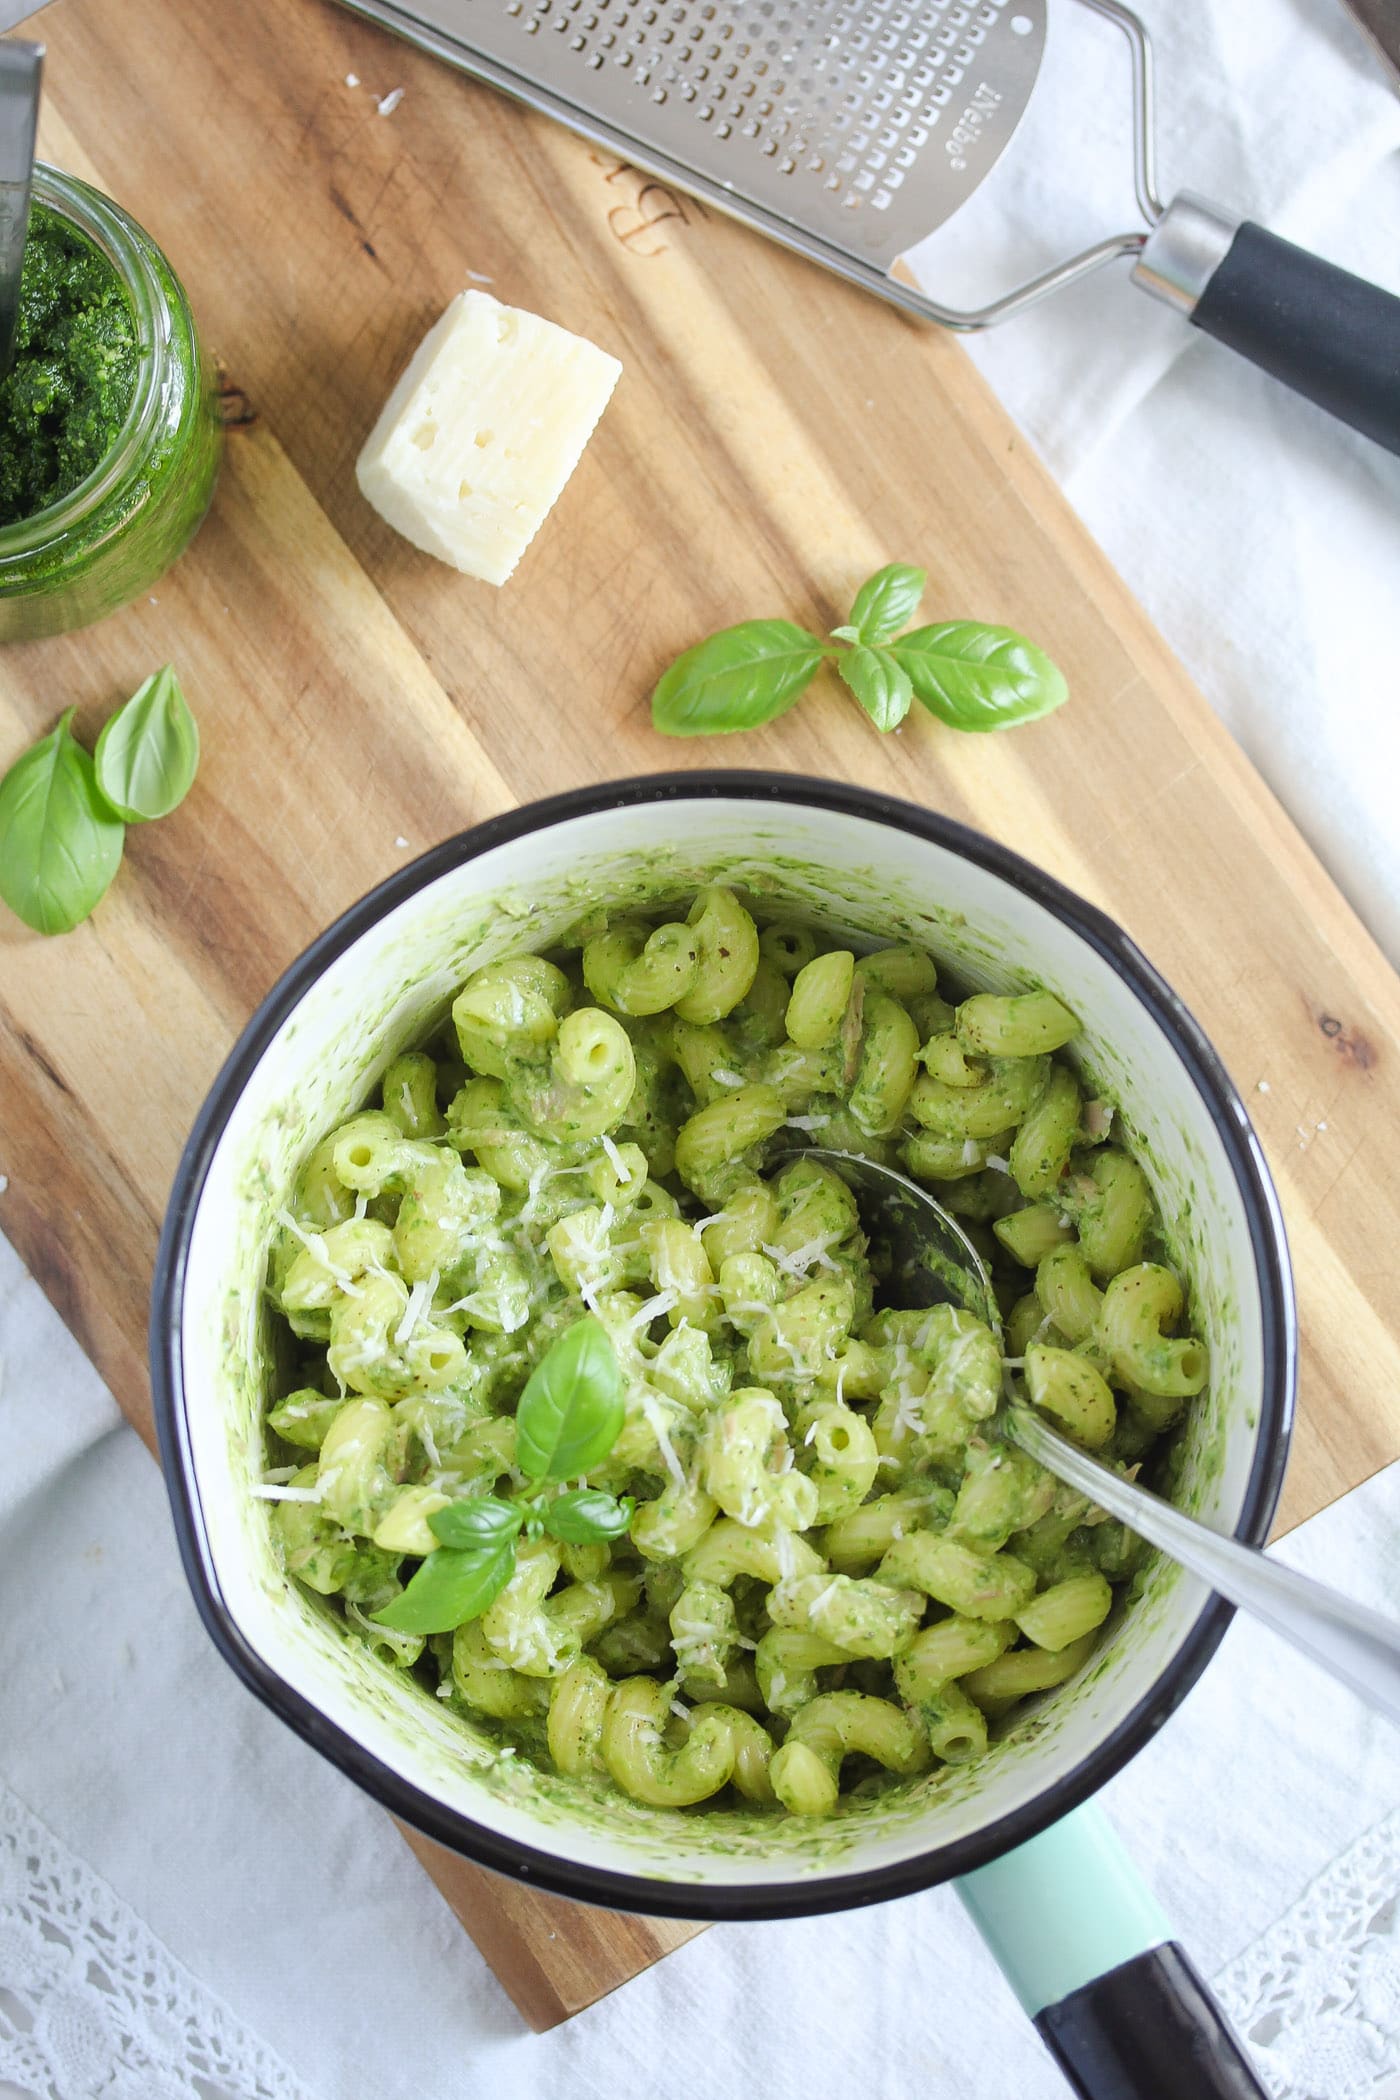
[334,0,1086,323]
[336,0,1400,449]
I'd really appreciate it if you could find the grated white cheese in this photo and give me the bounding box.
[712,1069,745,1089]
[251,1482,323,1503]
[960,1138,980,1167]
[763,1231,842,1281]
[628,1289,679,1332]
[275,1208,362,1298]
[985,1154,1011,1175]
[393,1270,439,1348]
[670,1700,691,1723]
[600,1133,627,1178]
[377,86,405,113]
[785,1114,831,1133]
[275,1208,325,1256]
[638,1389,687,1489]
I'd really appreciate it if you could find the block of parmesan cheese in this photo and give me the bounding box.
[355,290,622,586]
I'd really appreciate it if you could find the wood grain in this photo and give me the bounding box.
[397,1825,705,2030]
[2,0,1398,2028]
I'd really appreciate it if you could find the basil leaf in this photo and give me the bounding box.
[371,1540,516,1634]
[543,1489,635,1544]
[93,666,200,822]
[890,623,1069,732]
[651,620,823,737]
[837,645,913,733]
[0,709,125,936]
[845,564,926,646]
[428,1496,523,1551]
[515,1315,625,1481]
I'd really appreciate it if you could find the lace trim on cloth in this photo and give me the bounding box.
[0,1780,319,2100]
[1215,1808,1400,2100]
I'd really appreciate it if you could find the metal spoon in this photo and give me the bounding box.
[0,37,43,382]
[801,1146,1400,1727]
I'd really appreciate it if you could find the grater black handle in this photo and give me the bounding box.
[1134,195,1400,456]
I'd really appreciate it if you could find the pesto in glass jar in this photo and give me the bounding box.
[0,166,221,641]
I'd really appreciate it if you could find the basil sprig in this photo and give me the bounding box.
[371,1317,634,1637]
[0,668,202,937]
[0,710,124,935]
[513,1314,626,1480]
[372,1537,519,1634]
[889,623,1068,732]
[650,564,1068,739]
[541,1488,635,1544]
[835,561,927,647]
[649,620,824,737]
[94,665,200,821]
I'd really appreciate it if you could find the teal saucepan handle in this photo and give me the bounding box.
[955,1802,1269,2100]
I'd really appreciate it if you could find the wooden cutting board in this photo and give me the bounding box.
[3,0,1399,2032]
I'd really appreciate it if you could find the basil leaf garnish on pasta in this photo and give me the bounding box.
[428,1496,523,1551]
[372,1540,517,1635]
[515,1316,626,1482]
[542,1489,635,1544]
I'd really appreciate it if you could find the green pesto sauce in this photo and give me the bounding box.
[216,846,1252,1868]
[0,204,138,527]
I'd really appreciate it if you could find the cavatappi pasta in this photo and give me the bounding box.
[261,889,1207,1817]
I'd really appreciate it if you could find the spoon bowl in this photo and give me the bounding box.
[804,1143,1400,1728]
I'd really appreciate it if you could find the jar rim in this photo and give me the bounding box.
[0,163,179,558]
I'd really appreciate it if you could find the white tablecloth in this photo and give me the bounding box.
[911,0,1400,966]
[3,3,1400,2096]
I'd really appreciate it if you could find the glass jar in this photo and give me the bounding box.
[0,165,222,642]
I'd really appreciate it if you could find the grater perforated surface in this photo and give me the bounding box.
[341,0,1047,267]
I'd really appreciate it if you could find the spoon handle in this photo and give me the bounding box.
[1009,1403,1400,1727]
[0,40,43,379]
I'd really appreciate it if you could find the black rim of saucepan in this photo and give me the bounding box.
[150,771,1297,1924]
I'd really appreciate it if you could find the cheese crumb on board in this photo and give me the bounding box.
[355,290,622,586]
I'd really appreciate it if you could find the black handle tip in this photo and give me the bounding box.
[1036,1942,1269,2100]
